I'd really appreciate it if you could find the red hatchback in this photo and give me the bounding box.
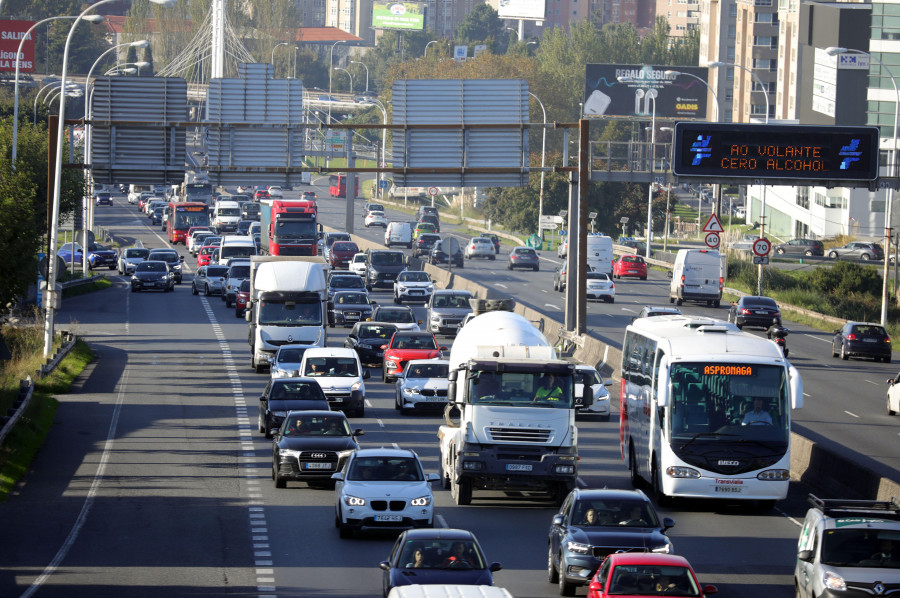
[613,254,648,280]
[587,553,716,598]
[381,331,446,383]
[329,241,360,270]
[197,245,218,268]
[254,189,270,201]
[234,279,250,318]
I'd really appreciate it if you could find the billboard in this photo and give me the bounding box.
[0,20,35,72]
[372,2,426,31]
[498,0,546,20]
[584,64,709,119]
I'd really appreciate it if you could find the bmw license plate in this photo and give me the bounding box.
[375,514,403,522]
[303,462,332,470]
[506,463,532,472]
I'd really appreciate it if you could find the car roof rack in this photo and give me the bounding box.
[808,493,900,519]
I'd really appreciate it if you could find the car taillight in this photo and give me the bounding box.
[885,337,892,344]
[846,334,857,340]
[740,308,752,315]
[719,277,724,289]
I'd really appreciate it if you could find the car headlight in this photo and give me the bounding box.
[350,381,362,391]
[823,571,846,591]
[410,495,431,507]
[426,285,433,291]
[651,542,673,554]
[430,314,440,321]
[385,360,397,369]
[337,449,355,459]
[406,386,421,395]
[271,410,287,417]
[280,449,301,459]
[565,541,592,555]
[344,495,365,506]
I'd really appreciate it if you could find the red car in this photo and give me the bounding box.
[197,244,218,268]
[329,241,360,270]
[234,279,250,318]
[381,331,446,382]
[612,254,648,280]
[587,553,717,598]
[254,189,270,201]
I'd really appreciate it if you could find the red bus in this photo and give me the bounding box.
[328,174,359,198]
[167,202,211,244]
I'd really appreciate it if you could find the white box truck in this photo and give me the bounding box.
[668,249,724,307]
[586,234,614,276]
[437,300,591,506]
[246,256,328,373]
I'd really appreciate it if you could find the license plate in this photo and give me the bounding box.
[303,462,332,470]
[375,514,403,522]
[345,314,359,320]
[714,486,743,493]
[506,463,533,472]
[426,396,447,402]
[411,290,423,295]
[863,338,878,343]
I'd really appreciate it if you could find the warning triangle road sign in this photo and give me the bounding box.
[702,214,724,233]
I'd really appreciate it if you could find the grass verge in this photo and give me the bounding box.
[62,277,113,299]
[0,338,93,501]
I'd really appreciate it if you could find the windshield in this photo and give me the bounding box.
[276,347,310,363]
[468,371,574,408]
[400,272,430,282]
[137,262,166,273]
[217,207,240,217]
[274,220,317,241]
[393,334,437,350]
[126,249,149,259]
[358,325,397,340]
[372,252,403,266]
[572,498,660,527]
[149,252,178,263]
[608,564,700,596]
[335,293,368,305]
[331,277,365,290]
[283,414,350,437]
[207,266,229,277]
[347,456,423,482]
[433,294,471,309]
[405,363,449,378]
[398,539,486,570]
[304,356,359,377]
[221,245,256,259]
[268,381,322,400]
[174,211,210,230]
[258,299,322,326]
[332,242,359,253]
[377,309,414,323]
[821,529,900,567]
[228,266,251,278]
[326,234,351,247]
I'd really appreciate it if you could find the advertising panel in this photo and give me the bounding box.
[583,64,709,119]
[372,2,426,30]
[0,20,35,72]
[498,0,546,20]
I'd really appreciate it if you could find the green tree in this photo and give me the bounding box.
[142,45,156,77]
[455,4,506,53]
[44,18,109,74]
[126,45,139,73]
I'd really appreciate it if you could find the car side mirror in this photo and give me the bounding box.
[353,429,365,436]
[702,585,718,595]
[381,344,388,350]
[331,472,344,481]
[551,514,564,526]
[180,256,185,262]
[259,395,266,401]
[379,561,391,572]
[363,370,370,379]
[662,517,675,532]
[270,428,281,437]
[426,472,440,482]
[589,581,602,593]
[797,550,814,562]
[439,346,448,351]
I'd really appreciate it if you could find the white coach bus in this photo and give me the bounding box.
[620,315,803,506]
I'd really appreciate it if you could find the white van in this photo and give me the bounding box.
[213,200,241,233]
[586,234,614,276]
[387,587,514,598]
[385,221,412,248]
[216,235,257,265]
[298,347,368,417]
[669,248,724,307]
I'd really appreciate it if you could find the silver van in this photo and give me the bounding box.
[385,221,412,249]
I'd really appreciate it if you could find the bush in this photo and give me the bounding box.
[808,261,882,297]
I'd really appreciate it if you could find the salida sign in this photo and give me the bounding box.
[0,20,36,73]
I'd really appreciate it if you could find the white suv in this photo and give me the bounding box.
[795,494,900,598]
[299,347,369,417]
[464,237,495,260]
[333,447,439,538]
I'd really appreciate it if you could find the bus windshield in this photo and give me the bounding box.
[468,371,574,409]
[274,220,317,242]
[667,363,789,444]
[174,210,210,230]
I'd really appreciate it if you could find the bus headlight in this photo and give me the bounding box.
[757,469,790,481]
[665,466,700,478]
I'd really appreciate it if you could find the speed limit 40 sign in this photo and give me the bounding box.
[752,237,771,257]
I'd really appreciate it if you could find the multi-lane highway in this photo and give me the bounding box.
[0,183,883,597]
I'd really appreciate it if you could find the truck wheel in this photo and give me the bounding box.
[440,462,450,489]
[629,444,640,488]
[254,357,265,374]
[675,298,683,306]
[451,474,472,505]
[547,545,559,583]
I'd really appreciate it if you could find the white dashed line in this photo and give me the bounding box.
[844,411,860,418]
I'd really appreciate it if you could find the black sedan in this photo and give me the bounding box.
[507,246,539,271]
[832,321,893,363]
[130,260,175,292]
[727,295,781,329]
[344,322,398,366]
[413,233,441,258]
[548,488,674,596]
[257,377,331,438]
[328,291,375,328]
[428,240,463,268]
[272,410,363,489]
[379,528,502,598]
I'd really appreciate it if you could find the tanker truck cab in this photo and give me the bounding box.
[246,258,328,373]
[438,306,592,506]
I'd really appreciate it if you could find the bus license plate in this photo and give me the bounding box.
[506,463,532,472]
[303,462,332,470]
[714,485,742,493]
[375,515,403,522]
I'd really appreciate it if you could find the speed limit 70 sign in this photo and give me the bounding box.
[752,237,771,257]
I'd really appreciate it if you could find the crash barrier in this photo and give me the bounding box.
[332,226,892,498]
[0,331,77,445]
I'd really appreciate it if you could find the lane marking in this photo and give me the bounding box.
[845,411,860,418]
[545,303,560,310]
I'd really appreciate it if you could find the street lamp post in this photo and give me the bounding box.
[271,41,288,74]
[12,16,90,168]
[43,0,175,359]
[104,66,137,75]
[506,27,518,41]
[371,98,389,200]
[34,81,78,124]
[328,40,346,125]
[528,92,547,242]
[424,40,437,58]
[827,47,899,326]
[660,126,674,251]
[334,66,352,94]
[618,75,657,258]
[710,61,770,294]
[350,60,369,94]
